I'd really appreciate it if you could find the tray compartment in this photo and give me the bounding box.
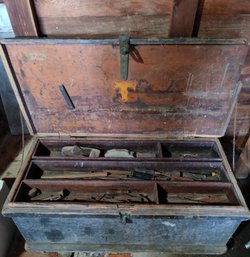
[33,140,160,159]
[33,139,222,160]
[14,180,159,204]
[14,180,238,206]
[24,160,228,182]
[156,182,239,205]
[161,141,220,159]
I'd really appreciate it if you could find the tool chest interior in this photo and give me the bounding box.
[3,137,249,254]
[14,139,234,205]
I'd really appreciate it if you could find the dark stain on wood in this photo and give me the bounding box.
[45,229,64,242]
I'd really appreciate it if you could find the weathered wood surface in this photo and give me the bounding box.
[4,0,39,37]
[0,58,28,135]
[12,214,241,254]
[198,0,250,147]
[0,3,24,135]
[169,0,202,37]
[0,45,34,134]
[226,50,250,145]
[33,0,172,38]
[226,76,250,146]
[235,137,250,179]
[199,0,250,40]
[3,40,248,136]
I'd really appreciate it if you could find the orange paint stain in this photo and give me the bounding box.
[114,81,137,101]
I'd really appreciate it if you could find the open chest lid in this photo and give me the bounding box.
[0,38,248,138]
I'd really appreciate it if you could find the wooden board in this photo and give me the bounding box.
[199,0,250,40]
[225,77,250,143]
[0,58,29,135]
[33,0,172,38]
[4,0,39,37]
[229,55,250,146]
[198,0,250,146]
[235,137,250,178]
[169,0,202,37]
[1,39,248,137]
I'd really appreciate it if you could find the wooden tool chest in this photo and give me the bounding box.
[1,37,250,254]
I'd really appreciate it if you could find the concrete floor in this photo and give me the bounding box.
[0,129,250,257]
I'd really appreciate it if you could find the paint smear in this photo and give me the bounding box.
[162,221,176,227]
[114,81,137,101]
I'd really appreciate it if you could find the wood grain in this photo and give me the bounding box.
[225,79,250,145]
[0,44,34,134]
[4,0,39,37]
[199,0,250,40]
[3,40,248,137]
[0,57,29,134]
[235,137,250,178]
[33,0,172,38]
[224,47,250,147]
[198,0,250,147]
[169,0,201,37]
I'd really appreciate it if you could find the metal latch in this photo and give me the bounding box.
[119,35,130,80]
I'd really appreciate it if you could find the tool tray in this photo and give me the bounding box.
[15,139,232,204]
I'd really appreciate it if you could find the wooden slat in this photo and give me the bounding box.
[0,44,34,134]
[235,137,250,178]
[0,58,28,135]
[241,51,250,77]
[169,0,202,37]
[4,0,39,37]
[225,81,250,145]
[225,66,250,145]
[199,0,250,40]
[215,138,248,207]
[198,0,250,148]
[33,0,172,38]
[2,39,248,137]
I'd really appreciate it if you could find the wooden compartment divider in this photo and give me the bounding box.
[23,159,228,182]
[14,180,237,206]
[32,139,222,161]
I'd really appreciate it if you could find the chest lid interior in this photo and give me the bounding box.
[0,38,248,138]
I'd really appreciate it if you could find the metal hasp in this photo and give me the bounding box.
[119,35,130,80]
